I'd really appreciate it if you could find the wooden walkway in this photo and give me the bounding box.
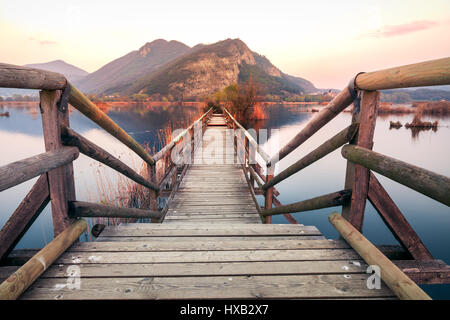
[12,114,396,299]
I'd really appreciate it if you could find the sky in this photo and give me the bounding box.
[1,0,449,89]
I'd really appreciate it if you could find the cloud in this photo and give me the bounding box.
[28,37,58,46]
[361,20,439,39]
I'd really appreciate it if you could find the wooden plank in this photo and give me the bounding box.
[103,223,320,231]
[21,274,393,299]
[97,235,326,241]
[52,248,360,264]
[0,175,50,262]
[0,147,79,192]
[0,63,66,90]
[368,172,433,260]
[393,259,450,285]
[342,145,450,206]
[37,260,369,278]
[66,239,350,252]
[61,127,159,191]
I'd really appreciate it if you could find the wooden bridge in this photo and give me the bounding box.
[0,58,449,300]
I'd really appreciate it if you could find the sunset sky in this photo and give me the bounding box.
[1,0,449,89]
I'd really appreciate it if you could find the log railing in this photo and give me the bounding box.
[225,58,450,289]
[0,63,213,266]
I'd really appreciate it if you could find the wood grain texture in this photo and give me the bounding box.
[368,172,433,260]
[329,212,431,300]
[61,127,159,191]
[342,90,379,231]
[0,175,49,262]
[341,144,450,206]
[0,147,78,192]
[355,57,450,90]
[0,63,66,90]
[40,90,75,235]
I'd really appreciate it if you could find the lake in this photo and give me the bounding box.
[0,102,449,299]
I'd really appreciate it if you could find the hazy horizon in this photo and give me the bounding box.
[1,0,449,89]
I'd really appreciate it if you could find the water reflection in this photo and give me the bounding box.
[1,102,449,298]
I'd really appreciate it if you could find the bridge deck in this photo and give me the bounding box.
[17,114,396,299]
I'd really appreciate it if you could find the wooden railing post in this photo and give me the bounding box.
[147,164,158,222]
[342,90,379,231]
[264,165,274,224]
[39,90,76,236]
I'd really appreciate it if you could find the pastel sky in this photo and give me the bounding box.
[1,0,449,89]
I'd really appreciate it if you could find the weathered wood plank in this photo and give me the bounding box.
[66,239,350,252]
[21,274,393,299]
[96,235,326,242]
[51,248,360,264]
[39,260,368,278]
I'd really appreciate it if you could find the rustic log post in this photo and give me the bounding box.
[264,165,274,224]
[342,90,379,231]
[39,90,76,236]
[329,212,431,300]
[147,164,159,222]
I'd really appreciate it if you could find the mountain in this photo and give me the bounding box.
[26,60,88,83]
[0,60,88,97]
[114,38,316,99]
[75,39,191,94]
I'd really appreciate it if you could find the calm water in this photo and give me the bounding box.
[0,102,449,299]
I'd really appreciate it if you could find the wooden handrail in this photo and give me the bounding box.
[0,63,66,90]
[0,146,79,192]
[68,85,156,166]
[0,219,87,300]
[223,108,271,164]
[61,127,159,191]
[268,88,354,166]
[329,212,431,300]
[152,107,213,162]
[355,57,450,91]
[262,189,351,217]
[69,201,163,219]
[342,145,450,206]
[263,123,359,190]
